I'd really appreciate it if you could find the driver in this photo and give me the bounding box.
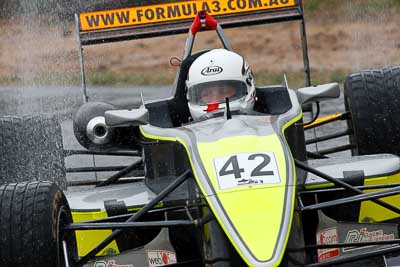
[186,49,256,120]
[199,82,237,104]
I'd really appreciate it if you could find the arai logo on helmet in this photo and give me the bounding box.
[201,66,223,76]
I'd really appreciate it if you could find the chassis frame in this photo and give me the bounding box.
[61,157,400,266]
[60,1,400,266]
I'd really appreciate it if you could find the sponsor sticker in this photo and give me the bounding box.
[343,227,395,252]
[94,260,134,267]
[201,66,223,76]
[213,152,280,190]
[317,227,340,262]
[147,250,177,267]
[80,0,296,31]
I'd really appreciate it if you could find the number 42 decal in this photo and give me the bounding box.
[213,152,280,190]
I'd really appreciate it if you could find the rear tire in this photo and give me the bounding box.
[0,181,75,267]
[344,66,400,156]
[0,115,66,188]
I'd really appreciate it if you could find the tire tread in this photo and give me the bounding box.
[0,115,66,188]
[0,181,68,266]
[345,66,400,155]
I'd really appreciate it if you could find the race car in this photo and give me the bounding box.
[1,1,400,267]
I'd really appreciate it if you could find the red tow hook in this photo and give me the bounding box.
[183,10,232,60]
[190,10,218,35]
[205,103,220,113]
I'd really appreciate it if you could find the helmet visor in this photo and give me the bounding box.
[188,80,247,105]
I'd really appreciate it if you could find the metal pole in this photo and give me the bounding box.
[182,32,195,61]
[295,159,400,214]
[306,239,400,250]
[62,241,70,267]
[305,129,352,145]
[304,245,400,267]
[317,144,355,155]
[75,13,88,103]
[298,0,317,153]
[67,220,195,230]
[74,204,206,224]
[302,186,400,211]
[96,159,143,187]
[216,25,233,51]
[299,0,311,87]
[76,169,191,266]
[64,150,140,156]
[301,183,400,195]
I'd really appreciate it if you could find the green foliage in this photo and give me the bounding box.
[303,0,323,13]
[0,74,21,85]
[255,68,349,89]
[87,71,174,86]
[0,68,355,87]
[303,0,400,15]
[329,69,347,84]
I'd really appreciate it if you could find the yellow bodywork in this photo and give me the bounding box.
[303,113,348,130]
[72,114,300,264]
[72,210,120,257]
[140,123,298,266]
[197,134,290,262]
[72,206,150,257]
[304,172,400,223]
[359,172,400,222]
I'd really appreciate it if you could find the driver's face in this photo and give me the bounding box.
[200,84,236,104]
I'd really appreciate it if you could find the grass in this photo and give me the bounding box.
[0,72,81,87]
[88,71,175,86]
[304,0,400,17]
[0,75,21,85]
[0,68,350,89]
[254,68,348,89]
[0,70,175,87]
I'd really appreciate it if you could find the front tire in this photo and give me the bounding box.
[344,66,400,156]
[0,181,75,266]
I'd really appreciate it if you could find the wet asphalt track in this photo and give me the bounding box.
[0,85,350,185]
[0,85,172,184]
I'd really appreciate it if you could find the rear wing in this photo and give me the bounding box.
[76,0,303,45]
[75,0,311,102]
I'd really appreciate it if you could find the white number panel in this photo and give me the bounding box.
[213,152,281,190]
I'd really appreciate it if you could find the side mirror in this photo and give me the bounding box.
[105,109,149,127]
[296,83,340,105]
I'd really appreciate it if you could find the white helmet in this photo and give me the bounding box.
[186,49,256,120]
